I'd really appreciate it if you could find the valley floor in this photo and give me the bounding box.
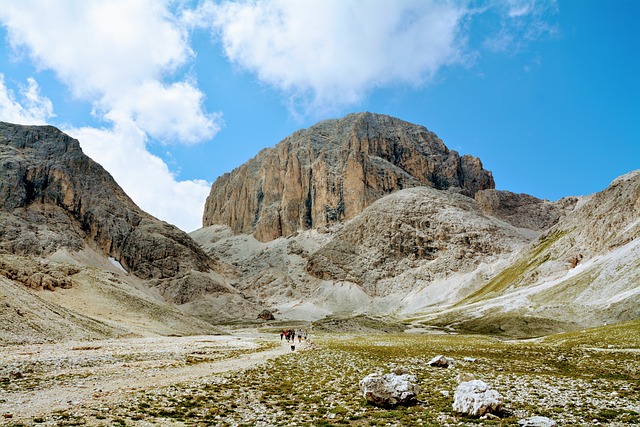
[1,322,639,426]
[0,333,287,426]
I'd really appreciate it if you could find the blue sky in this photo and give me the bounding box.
[0,0,638,232]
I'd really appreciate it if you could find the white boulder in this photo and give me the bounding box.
[359,372,421,407]
[453,379,504,416]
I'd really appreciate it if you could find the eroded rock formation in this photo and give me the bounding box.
[0,122,226,302]
[203,112,495,241]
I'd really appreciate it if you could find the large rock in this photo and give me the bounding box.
[203,112,494,241]
[0,122,228,304]
[359,372,421,407]
[428,355,451,368]
[453,380,504,416]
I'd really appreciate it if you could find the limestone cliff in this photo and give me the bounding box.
[203,112,495,241]
[474,189,577,231]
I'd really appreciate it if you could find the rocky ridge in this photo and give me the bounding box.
[203,112,495,241]
[0,122,262,343]
[0,122,231,303]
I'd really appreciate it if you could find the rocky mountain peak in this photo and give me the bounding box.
[203,112,495,241]
[0,122,226,302]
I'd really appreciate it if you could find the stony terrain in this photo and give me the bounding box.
[0,252,224,345]
[203,112,495,241]
[1,321,637,426]
[0,333,286,426]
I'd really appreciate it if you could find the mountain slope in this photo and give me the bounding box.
[196,112,637,336]
[0,122,257,343]
[193,185,552,321]
[417,170,640,336]
[0,122,222,293]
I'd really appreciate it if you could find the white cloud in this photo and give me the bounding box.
[0,0,221,231]
[0,74,54,124]
[201,0,469,111]
[483,0,558,52]
[0,0,221,142]
[66,120,211,233]
[105,80,223,144]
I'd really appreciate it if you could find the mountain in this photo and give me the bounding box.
[423,170,640,336]
[196,112,638,337]
[2,114,637,343]
[203,112,494,242]
[0,122,255,344]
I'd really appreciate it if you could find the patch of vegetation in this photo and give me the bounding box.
[87,325,640,426]
[543,319,640,349]
[459,229,570,305]
[312,314,406,333]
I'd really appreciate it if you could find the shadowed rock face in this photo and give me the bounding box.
[474,189,578,231]
[0,122,220,291]
[203,112,495,241]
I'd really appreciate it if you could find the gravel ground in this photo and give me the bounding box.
[0,333,287,426]
[1,323,638,426]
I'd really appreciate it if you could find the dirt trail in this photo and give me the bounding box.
[0,333,294,423]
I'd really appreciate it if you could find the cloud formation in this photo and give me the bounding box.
[0,74,54,124]
[202,0,468,111]
[0,0,221,140]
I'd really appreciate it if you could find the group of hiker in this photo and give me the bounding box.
[280,328,308,350]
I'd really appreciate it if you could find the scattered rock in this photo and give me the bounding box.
[428,355,451,368]
[518,416,557,427]
[257,309,275,321]
[360,372,421,407]
[453,380,503,417]
[481,413,500,420]
[8,370,23,379]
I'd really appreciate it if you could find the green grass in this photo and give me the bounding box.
[458,229,570,305]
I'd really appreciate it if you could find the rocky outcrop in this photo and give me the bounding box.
[453,380,504,416]
[203,112,494,241]
[0,122,227,303]
[474,190,577,231]
[306,186,532,296]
